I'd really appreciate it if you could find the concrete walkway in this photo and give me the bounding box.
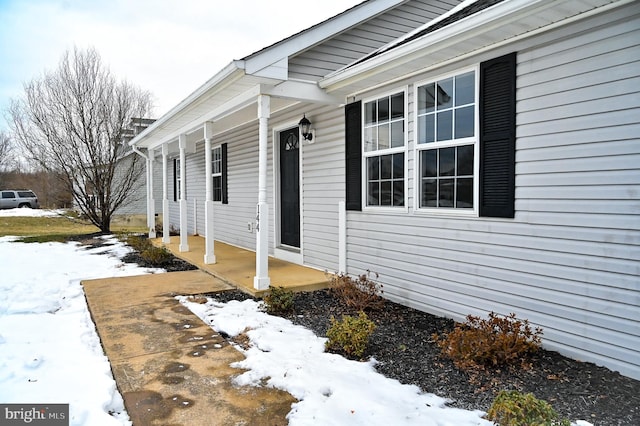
[83,270,296,426]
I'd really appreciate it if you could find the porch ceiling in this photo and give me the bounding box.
[321,0,628,98]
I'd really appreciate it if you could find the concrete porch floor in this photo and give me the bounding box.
[152,235,330,296]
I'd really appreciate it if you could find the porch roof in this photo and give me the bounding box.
[128,0,406,152]
[320,0,629,98]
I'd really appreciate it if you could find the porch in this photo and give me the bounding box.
[152,235,330,296]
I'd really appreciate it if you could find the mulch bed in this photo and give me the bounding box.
[210,289,640,426]
[84,234,639,425]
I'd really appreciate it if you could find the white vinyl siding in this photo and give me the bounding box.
[164,106,343,271]
[345,8,640,379]
[300,105,344,270]
[288,0,463,80]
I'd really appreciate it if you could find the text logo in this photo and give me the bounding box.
[0,404,68,425]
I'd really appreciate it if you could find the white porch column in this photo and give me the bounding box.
[178,134,189,252]
[254,94,271,290]
[147,148,156,239]
[161,144,170,244]
[203,121,216,264]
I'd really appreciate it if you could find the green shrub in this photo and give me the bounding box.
[325,311,376,358]
[122,234,152,252]
[140,246,173,266]
[487,390,570,426]
[263,286,295,315]
[328,270,384,311]
[432,312,542,370]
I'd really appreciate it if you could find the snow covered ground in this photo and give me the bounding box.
[0,207,67,217]
[181,296,494,425]
[0,209,595,425]
[0,232,161,425]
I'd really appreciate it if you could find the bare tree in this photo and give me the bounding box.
[0,131,13,173]
[9,47,152,231]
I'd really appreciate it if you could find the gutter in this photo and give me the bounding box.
[132,146,148,161]
[320,0,548,90]
[129,60,246,148]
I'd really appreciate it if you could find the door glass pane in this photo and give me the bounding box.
[437,78,453,109]
[439,147,455,177]
[391,93,404,119]
[378,123,390,150]
[455,106,474,139]
[436,110,452,141]
[455,71,475,106]
[378,97,389,121]
[418,83,436,114]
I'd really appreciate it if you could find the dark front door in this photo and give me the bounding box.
[280,127,300,248]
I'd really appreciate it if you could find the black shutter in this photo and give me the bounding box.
[345,100,362,211]
[479,52,517,218]
[221,143,228,204]
[173,159,177,202]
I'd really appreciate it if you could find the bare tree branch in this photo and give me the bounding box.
[8,47,152,232]
[0,131,14,173]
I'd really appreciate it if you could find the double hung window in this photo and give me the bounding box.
[212,146,222,202]
[363,92,405,207]
[174,158,182,201]
[416,69,477,210]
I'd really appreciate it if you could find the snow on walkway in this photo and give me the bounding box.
[180,296,494,426]
[0,236,162,425]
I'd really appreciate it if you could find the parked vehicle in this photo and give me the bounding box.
[0,190,40,209]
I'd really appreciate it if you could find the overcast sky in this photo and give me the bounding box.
[0,0,364,132]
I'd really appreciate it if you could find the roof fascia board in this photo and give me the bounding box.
[130,61,246,148]
[321,0,550,90]
[144,78,342,151]
[243,0,406,75]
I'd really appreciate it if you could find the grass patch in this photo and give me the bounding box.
[0,213,147,240]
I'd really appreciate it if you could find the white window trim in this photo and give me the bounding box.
[361,87,409,213]
[413,66,480,217]
[211,144,223,203]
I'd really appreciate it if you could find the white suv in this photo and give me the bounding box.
[0,190,40,209]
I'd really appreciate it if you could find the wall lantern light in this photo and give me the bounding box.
[298,115,313,142]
